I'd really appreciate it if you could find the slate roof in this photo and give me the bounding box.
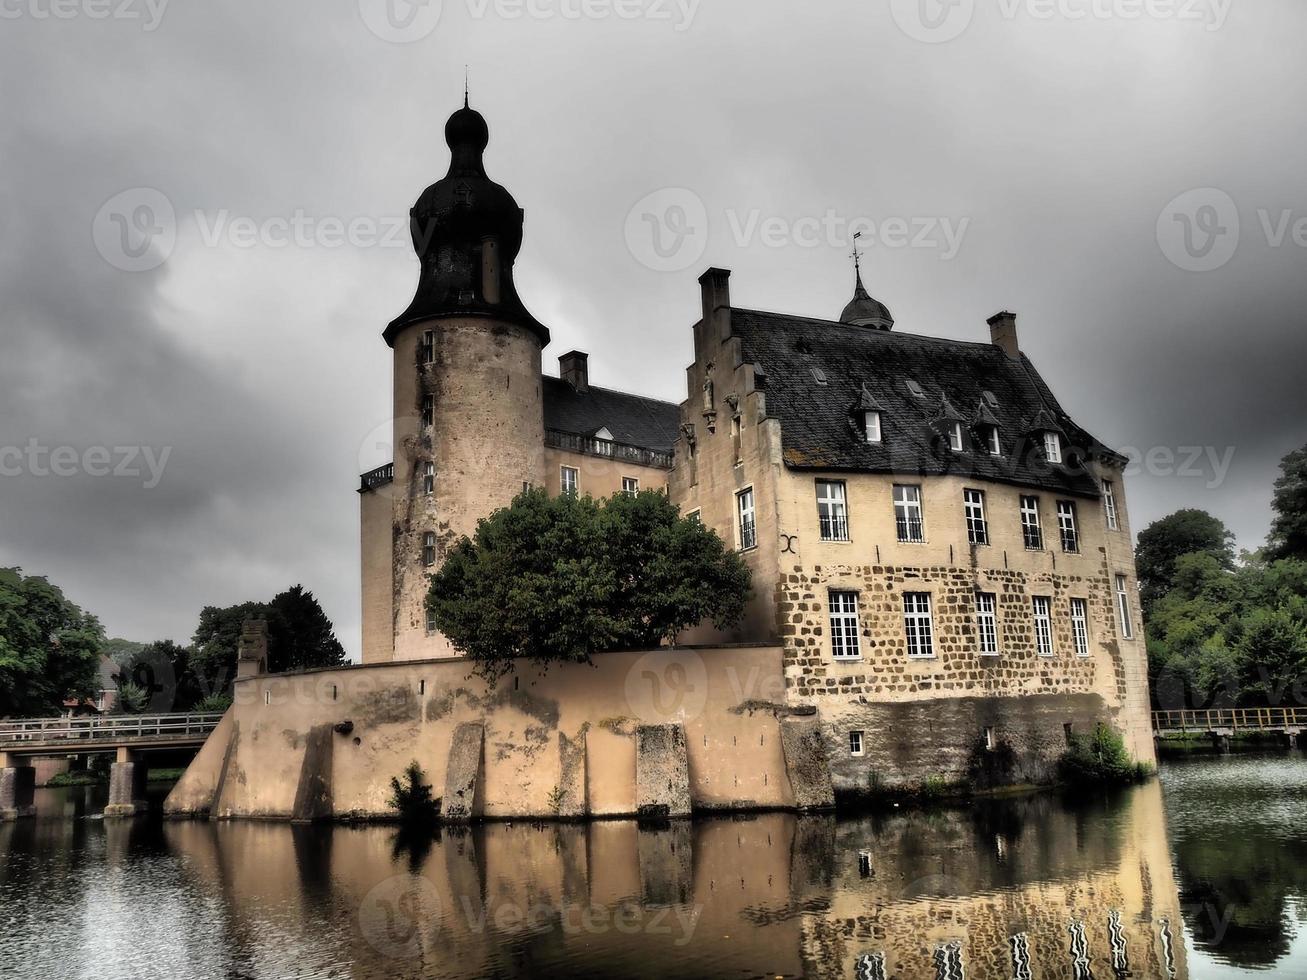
[732,309,1117,499]
[542,376,680,451]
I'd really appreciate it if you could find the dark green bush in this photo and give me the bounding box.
[1057,723,1151,785]
[387,761,440,826]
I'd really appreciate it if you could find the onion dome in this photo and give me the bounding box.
[839,269,895,330]
[385,100,549,347]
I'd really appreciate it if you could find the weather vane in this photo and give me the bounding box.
[850,230,864,278]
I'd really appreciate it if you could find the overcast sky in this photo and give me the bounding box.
[1,0,1303,659]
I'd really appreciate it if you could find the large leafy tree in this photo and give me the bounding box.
[0,567,104,717]
[1267,444,1307,563]
[1135,509,1236,613]
[427,488,752,680]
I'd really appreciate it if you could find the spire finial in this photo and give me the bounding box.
[849,231,868,296]
[464,65,469,108]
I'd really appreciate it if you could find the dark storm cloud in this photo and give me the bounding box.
[1,0,1304,656]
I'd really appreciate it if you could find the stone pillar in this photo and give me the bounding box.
[635,725,691,819]
[0,762,36,821]
[237,619,269,680]
[104,746,147,819]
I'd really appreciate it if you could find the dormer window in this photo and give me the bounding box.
[949,422,964,453]
[1044,432,1062,464]
[865,411,882,443]
[985,426,1002,456]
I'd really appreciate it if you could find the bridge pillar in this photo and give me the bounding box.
[104,747,148,819]
[0,763,36,821]
[1210,733,1231,754]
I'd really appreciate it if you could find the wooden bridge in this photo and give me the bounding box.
[1152,708,1307,741]
[0,712,224,757]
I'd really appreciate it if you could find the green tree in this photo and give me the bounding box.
[0,567,104,717]
[189,600,266,701]
[112,639,202,713]
[1267,444,1307,562]
[427,488,752,681]
[1135,509,1236,613]
[266,585,346,674]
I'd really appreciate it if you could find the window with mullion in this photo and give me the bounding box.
[1103,480,1120,530]
[1057,500,1080,553]
[1115,574,1135,640]
[975,592,999,656]
[816,479,850,541]
[1033,596,1054,656]
[1020,496,1044,550]
[893,484,925,543]
[829,590,861,660]
[903,592,935,659]
[964,489,989,545]
[737,487,757,551]
[1070,598,1090,657]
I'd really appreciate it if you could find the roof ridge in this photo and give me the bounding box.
[732,308,1002,351]
[542,374,679,409]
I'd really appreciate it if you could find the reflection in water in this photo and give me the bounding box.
[0,779,1210,980]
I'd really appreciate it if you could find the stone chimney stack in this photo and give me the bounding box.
[699,267,732,342]
[987,311,1020,359]
[560,351,589,393]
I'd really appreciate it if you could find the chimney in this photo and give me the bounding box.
[560,350,589,393]
[987,311,1020,359]
[699,267,732,342]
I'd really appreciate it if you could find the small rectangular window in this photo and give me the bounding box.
[893,484,925,543]
[418,679,426,695]
[848,730,865,757]
[949,422,964,452]
[423,462,435,496]
[622,477,639,496]
[975,592,999,656]
[730,415,743,465]
[1070,598,1090,657]
[865,411,882,443]
[903,592,935,659]
[1115,574,1135,640]
[421,394,434,428]
[984,726,996,751]
[829,590,861,661]
[1044,431,1062,464]
[420,330,435,364]
[737,488,757,551]
[1103,480,1120,531]
[425,604,436,633]
[422,532,437,567]
[1020,495,1044,550]
[1033,596,1054,656]
[686,509,701,525]
[1057,500,1080,553]
[816,479,850,542]
[986,426,1002,457]
[561,466,579,495]
[964,489,989,546]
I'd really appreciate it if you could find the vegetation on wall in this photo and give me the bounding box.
[1143,443,1307,710]
[1057,723,1150,786]
[427,488,752,681]
[388,761,441,826]
[0,567,104,717]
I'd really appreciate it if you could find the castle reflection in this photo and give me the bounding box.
[146,780,1188,979]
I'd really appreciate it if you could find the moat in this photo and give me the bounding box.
[3,753,1305,980]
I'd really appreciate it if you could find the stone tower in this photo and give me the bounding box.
[379,99,550,661]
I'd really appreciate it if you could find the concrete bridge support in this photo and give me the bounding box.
[104,747,148,819]
[1209,732,1232,754]
[0,753,36,821]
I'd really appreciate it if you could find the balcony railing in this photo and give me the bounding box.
[359,463,394,492]
[544,430,673,470]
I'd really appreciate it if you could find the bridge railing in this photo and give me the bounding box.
[1152,707,1307,733]
[0,712,225,747]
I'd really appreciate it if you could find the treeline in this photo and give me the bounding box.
[0,577,345,717]
[1143,444,1307,710]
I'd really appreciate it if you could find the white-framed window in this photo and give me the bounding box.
[903,592,935,659]
[1020,495,1044,550]
[984,726,996,751]
[976,592,999,656]
[964,489,989,546]
[421,394,434,428]
[829,590,861,660]
[893,484,925,543]
[816,479,850,541]
[422,532,436,568]
[1115,574,1135,640]
[985,426,1002,456]
[1057,500,1080,553]
[1032,596,1054,657]
[737,487,757,551]
[1070,598,1091,657]
[864,411,882,443]
[848,730,865,757]
[1044,432,1062,464]
[423,462,435,496]
[561,466,579,495]
[949,422,964,452]
[686,509,701,525]
[1103,480,1120,531]
[420,330,435,364]
[425,604,437,634]
[622,476,639,496]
